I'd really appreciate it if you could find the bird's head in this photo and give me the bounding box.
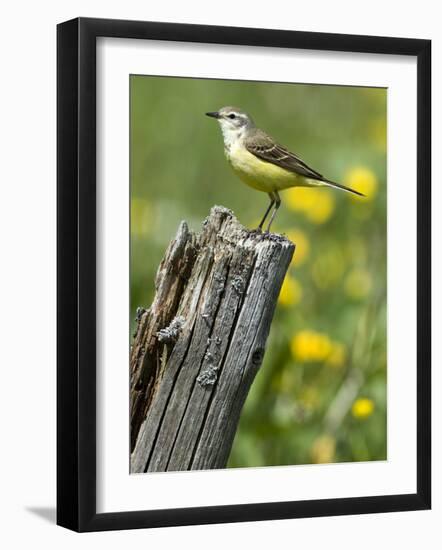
[206,106,255,145]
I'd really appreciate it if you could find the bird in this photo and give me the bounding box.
[206,106,365,232]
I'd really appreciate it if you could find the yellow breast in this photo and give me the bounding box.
[226,143,305,193]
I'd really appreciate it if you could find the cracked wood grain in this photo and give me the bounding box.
[130,206,295,473]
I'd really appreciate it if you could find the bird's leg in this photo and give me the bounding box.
[258,193,275,231]
[266,191,281,233]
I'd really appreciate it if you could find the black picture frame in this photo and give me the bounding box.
[57,17,431,532]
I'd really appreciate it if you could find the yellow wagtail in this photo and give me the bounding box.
[206,106,365,232]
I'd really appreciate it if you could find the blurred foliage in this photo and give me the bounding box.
[130,75,387,467]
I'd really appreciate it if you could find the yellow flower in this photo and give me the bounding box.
[278,274,302,307]
[286,188,335,224]
[291,330,332,362]
[344,268,372,300]
[286,187,317,211]
[306,191,335,224]
[344,166,378,201]
[131,197,153,237]
[286,229,310,267]
[326,342,347,369]
[352,398,375,419]
[311,434,336,464]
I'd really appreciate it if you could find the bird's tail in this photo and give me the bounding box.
[322,178,365,197]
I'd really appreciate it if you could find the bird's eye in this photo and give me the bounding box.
[228,113,236,119]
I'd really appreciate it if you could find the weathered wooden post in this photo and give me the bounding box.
[130,206,294,473]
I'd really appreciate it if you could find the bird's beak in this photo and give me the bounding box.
[205,111,220,119]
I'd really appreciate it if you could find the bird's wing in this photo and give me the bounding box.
[244,129,365,197]
[244,129,324,181]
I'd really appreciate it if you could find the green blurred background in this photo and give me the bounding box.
[130,75,387,467]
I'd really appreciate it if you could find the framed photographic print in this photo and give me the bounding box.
[57,17,431,532]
